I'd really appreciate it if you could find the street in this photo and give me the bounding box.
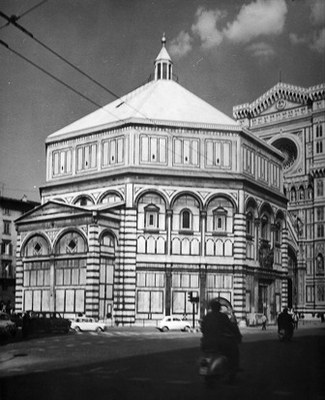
[0,323,324,400]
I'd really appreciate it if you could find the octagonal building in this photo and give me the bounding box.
[15,38,288,326]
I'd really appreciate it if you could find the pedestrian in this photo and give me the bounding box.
[22,311,30,338]
[261,314,267,330]
[293,312,299,329]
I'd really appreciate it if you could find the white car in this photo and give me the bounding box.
[157,316,191,332]
[70,316,106,333]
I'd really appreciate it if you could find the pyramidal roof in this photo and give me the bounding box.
[47,36,239,142]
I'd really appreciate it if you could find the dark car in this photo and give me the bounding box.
[0,312,17,337]
[28,311,71,334]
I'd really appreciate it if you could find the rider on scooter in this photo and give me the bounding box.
[201,299,242,378]
[277,307,294,339]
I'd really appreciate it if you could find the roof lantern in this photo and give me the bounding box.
[154,33,173,81]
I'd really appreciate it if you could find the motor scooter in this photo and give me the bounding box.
[278,328,293,342]
[199,352,232,386]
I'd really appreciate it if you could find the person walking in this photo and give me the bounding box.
[261,314,267,330]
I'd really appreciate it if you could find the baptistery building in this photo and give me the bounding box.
[15,38,288,326]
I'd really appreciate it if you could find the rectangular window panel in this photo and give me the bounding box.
[56,269,63,286]
[151,291,163,313]
[80,268,86,285]
[91,144,97,168]
[42,290,50,311]
[206,141,213,166]
[65,290,75,312]
[24,290,33,310]
[172,291,185,314]
[33,290,41,311]
[55,289,65,312]
[60,151,65,173]
[137,272,146,287]
[215,142,221,165]
[72,269,79,285]
[75,290,85,313]
[184,140,190,164]
[77,147,83,170]
[223,142,230,167]
[66,150,72,173]
[141,136,149,162]
[174,139,182,163]
[103,141,109,166]
[160,138,166,163]
[84,146,90,169]
[117,138,124,163]
[191,140,198,165]
[151,137,157,161]
[137,291,150,313]
[53,152,59,175]
[110,140,116,163]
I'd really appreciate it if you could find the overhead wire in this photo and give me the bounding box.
[0,8,234,182]
[0,0,48,31]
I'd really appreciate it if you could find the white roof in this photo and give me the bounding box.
[47,79,240,141]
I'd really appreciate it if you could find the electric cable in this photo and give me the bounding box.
[0,1,48,31]
[0,9,239,180]
[0,39,120,122]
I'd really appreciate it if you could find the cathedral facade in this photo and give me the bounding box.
[15,39,289,326]
[233,81,325,317]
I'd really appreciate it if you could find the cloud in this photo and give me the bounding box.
[169,0,288,58]
[310,28,325,53]
[224,0,287,43]
[191,7,225,49]
[289,1,325,55]
[169,31,193,58]
[289,33,307,46]
[246,42,275,59]
[310,0,325,26]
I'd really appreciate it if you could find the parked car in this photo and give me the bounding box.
[28,311,71,334]
[157,316,191,332]
[0,312,17,337]
[10,312,23,327]
[70,316,106,332]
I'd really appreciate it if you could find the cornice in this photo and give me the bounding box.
[233,82,325,120]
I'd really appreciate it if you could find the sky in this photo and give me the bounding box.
[0,0,324,202]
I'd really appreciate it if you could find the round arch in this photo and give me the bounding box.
[205,193,238,213]
[245,196,258,214]
[53,228,88,254]
[134,189,169,208]
[170,191,203,209]
[99,229,118,246]
[259,202,274,220]
[20,232,52,257]
[72,194,95,206]
[98,190,124,205]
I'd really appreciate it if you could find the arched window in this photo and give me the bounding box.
[144,204,159,229]
[24,235,50,257]
[261,215,269,240]
[74,196,94,207]
[100,192,122,204]
[317,180,324,197]
[274,222,281,244]
[290,187,296,201]
[299,186,305,200]
[55,231,87,254]
[213,207,227,232]
[246,212,254,237]
[316,253,324,275]
[181,209,192,230]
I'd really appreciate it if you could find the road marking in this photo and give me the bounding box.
[167,380,191,385]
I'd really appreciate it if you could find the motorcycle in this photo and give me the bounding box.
[199,352,233,386]
[278,328,293,342]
